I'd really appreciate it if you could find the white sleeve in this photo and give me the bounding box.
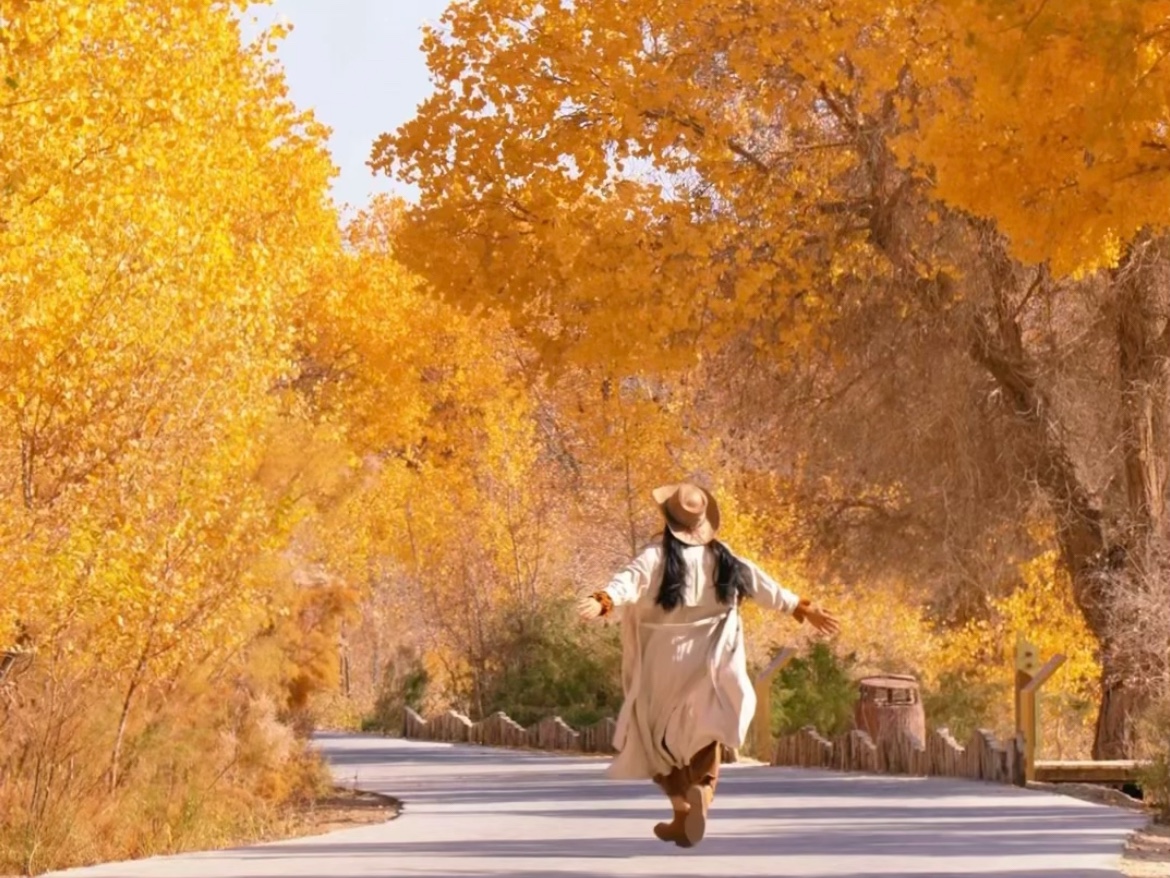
[740,557,802,613]
[602,543,661,607]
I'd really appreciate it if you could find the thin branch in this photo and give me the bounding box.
[727,138,770,172]
[1011,266,1047,322]
[1020,0,1051,32]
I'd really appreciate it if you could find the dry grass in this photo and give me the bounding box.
[0,786,397,878]
[0,662,366,876]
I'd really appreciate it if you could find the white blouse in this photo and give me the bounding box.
[602,538,801,617]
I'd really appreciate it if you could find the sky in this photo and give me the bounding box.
[246,1,450,209]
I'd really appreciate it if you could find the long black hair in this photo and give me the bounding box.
[655,526,751,611]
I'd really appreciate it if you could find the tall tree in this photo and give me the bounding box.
[0,0,339,838]
[375,0,1170,757]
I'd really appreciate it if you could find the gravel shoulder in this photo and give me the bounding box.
[281,785,400,838]
[1027,780,1168,878]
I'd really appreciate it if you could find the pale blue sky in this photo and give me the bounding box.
[247,1,450,209]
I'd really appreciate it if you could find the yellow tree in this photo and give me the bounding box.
[289,197,566,718]
[376,0,1170,757]
[0,0,339,857]
[895,0,1170,757]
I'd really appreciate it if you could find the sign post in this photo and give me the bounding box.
[751,646,799,762]
[1014,636,1065,782]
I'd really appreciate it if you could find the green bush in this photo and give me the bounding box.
[922,670,1000,744]
[362,650,429,734]
[770,642,858,737]
[481,597,623,729]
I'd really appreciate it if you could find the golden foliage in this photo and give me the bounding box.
[0,1,342,871]
[900,1,1170,274]
[933,551,1100,756]
[3,0,1146,870]
[0,0,338,663]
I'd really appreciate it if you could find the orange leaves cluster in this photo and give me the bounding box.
[376,1,863,370]
[894,0,1170,274]
[380,0,1170,364]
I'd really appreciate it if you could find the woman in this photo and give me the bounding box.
[578,482,840,848]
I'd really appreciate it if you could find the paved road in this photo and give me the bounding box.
[50,733,1146,877]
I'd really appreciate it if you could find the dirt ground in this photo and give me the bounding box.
[280,786,401,838]
[1121,823,1170,878]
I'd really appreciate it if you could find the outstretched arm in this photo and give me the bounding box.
[741,557,841,637]
[577,543,660,620]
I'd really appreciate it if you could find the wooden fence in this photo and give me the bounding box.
[772,725,1027,786]
[403,710,1025,786]
[403,708,619,754]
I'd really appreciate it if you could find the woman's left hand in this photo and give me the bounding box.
[576,597,604,620]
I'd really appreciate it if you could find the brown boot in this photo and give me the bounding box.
[683,783,714,846]
[653,808,690,846]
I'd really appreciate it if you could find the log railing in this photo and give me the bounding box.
[402,708,1024,786]
[772,725,1026,786]
[403,708,619,754]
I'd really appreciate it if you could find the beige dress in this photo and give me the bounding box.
[602,537,801,781]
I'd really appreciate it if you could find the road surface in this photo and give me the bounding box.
[49,733,1146,877]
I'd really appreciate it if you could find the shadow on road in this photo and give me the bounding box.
[234,867,1122,878]
[226,821,1127,860]
[302,736,1140,878]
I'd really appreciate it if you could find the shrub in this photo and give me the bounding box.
[922,670,1002,744]
[480,597,623,729]
[770,642,859,737]
[363,650,430,734]
[0,665,328,876]
[1138,693,1170,822]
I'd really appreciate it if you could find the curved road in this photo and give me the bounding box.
[51,733,1145,877]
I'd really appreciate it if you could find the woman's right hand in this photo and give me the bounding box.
[577,597,603,620]
[806,606,841,637]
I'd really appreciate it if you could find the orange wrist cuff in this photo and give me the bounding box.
[792,598,812,623]
[593,590,614,617]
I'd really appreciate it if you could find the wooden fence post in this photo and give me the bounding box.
[1014,637,1065,783]
[751,646,798,762]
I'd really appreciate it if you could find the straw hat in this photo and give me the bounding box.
[652,482,721,546]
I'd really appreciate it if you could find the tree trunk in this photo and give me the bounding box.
[110,638,152,792]
[1087,235,1170,757]
[20,429,36,510]
[967,236,1170,758]
[1115,236,1170,549]
[1094,667,1144,760]
[970,247,1127,754]
[812,94,1165,760]
[109,674,141,792]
